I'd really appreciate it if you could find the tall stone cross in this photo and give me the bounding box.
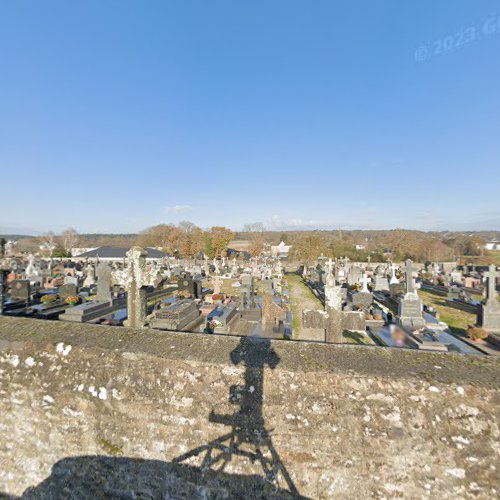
[484,265,499,306]
[403,259,418,295]
[112,247,162,329]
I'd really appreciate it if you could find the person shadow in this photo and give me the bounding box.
[3,337,306,499]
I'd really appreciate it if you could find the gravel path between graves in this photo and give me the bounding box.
[287,274,325,342]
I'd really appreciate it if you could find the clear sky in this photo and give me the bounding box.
[0,1,499,234]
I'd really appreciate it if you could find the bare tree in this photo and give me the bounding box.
[62,228,80,253]
[243,222,265,257]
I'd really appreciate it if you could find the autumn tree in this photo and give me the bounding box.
[208,226,233,258]
[137,224,180,254]
[289,233,327,264]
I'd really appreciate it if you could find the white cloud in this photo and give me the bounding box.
[165,205,193,215]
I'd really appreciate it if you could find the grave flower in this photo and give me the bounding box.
[41,294,58,304]
[65,295,81,306]
[467,326,488,342]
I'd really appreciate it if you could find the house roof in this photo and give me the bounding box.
[75,247,167,259]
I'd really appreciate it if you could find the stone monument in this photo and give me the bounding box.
[112,247,162,329]
[397,259,425,331]
[478,265,500,334]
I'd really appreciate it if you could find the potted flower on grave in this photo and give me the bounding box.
[467,326,488,343]
[41,294,58,304]
[65,295,81,306]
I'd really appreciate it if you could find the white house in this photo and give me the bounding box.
[485,240,500,251]
[271,241,292,259]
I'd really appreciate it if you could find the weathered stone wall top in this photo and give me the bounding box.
[0,316,498,387]
[1,316,499,498]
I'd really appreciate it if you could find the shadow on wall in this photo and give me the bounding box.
[3,455,299,499]
[2,337,307,499]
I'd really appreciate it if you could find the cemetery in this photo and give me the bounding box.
[1,237,499,357]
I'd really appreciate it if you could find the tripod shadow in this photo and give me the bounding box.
[174,336,304,498]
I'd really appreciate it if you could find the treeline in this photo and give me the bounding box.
[257,229,491,264]
[136,222,233,258]
[5,225,498,263]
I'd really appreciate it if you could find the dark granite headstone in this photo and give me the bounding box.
[10,280,31,301]
[177,273,202,299]
[0,270,7,314]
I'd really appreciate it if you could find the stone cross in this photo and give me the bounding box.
[484,265,499,306]
[325,258,334,276]
[360,273,371,293]
[403,259,418,295]
[302,306,344,343]
[389,264,399,284]
[112,247,162,328]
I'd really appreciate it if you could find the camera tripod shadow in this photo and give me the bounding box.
[173,336,304,498]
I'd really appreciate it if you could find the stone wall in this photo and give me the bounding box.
[0,316,499,499]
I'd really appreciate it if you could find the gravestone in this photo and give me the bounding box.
[0,270,8,315]
[96,264,113,302]
[261,293,286,326]
[352,292,373,309]
[63,275,79,286]
[359,274,371,293]
[10,280,31,302]
[112,247,162,329]
[150,300,200,331]
[178,273,202,299]
[211,304,238,333]
[213,275,223,295]
[347,266,362,286]
[83,264,96,287]
[397,259,425,331]
[239,274,255,310]
[478,265,500,333]
[374,275,389,291]
[59,283,78,299]
[447,286,461,300]
[389,264,399,285]
[390,282,405,298]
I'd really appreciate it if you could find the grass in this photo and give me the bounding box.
[461,252,500,266]
[286,273,374,344]
[343,330,375,345]
[418,290,475,335]
[286,273,321,339]
[202,278,239,297]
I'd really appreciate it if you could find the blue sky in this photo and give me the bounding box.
[0,1,499,234]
